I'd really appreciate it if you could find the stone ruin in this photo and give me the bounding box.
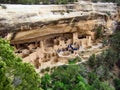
[0,0,119,70]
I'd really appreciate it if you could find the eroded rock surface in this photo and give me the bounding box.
[0,1,119,71]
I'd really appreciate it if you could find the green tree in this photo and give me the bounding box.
[0,38,42,90]
[0,60,14,90]
[110,32,120,68]
[95,26,103,39]
[92,79,115,90]
[88,54,97,68]
[110,32,120,53]
[41,73,51,90]
[114,79,120,90]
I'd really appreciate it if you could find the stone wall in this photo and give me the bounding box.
[21,32,92,69]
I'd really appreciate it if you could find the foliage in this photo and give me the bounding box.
[41,65,91,90]
[92,0,120,5]
[88,49,117,70]
[41,73,51,90]
[0,38,41,90]
[68,56,81,64]
[114,79,120,90]
[0,60,14,90]
[40,42,118,90]
[110,31,120,69]
[0,0,39,4]
[110,32,120,53]
[45,67,50,72]
[95,26,103,39]
[88,54,97,68]
[87,30,120,89]
[41,64,114,90]
[92,79,115,90]
[17,0,40,4]
[102,0,120,6]
[102,38,109,46]
[87,48,118,84]
[0,0,120,5]
[0,0,77,4]
[0,4,7,9]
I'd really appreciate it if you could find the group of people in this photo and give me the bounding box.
[57,43,79,54]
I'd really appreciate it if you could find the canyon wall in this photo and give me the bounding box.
[0,1,119,70]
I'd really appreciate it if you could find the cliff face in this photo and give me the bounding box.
[0,1,119,70]
[0,2,117,32]
[0,2,118,43]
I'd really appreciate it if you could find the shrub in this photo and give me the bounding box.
[0,38,42,90]
[110,32,120,53]
[40,68,45,73]
[45,67,50,72]
[68,56,82,64]
[0,4,7,9]
[114,79,120,90]
[95,26,103,39]
[88,54,97,68]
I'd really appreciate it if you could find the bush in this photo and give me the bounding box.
[0,4,7,9]
[68,56,82,64]
[88,54,97,68]
[88,49,117,70]
[41,63,115,90]
[95,26,103,39]
[92,79,115,90]
[40,68,45,73]
[110,32,120,53]
[41,73,51,90]
[0,38,42,90]
[45,67,50,72]
[114,79,120,90]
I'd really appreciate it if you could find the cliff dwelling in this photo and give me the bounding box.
[0,0,119,71]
